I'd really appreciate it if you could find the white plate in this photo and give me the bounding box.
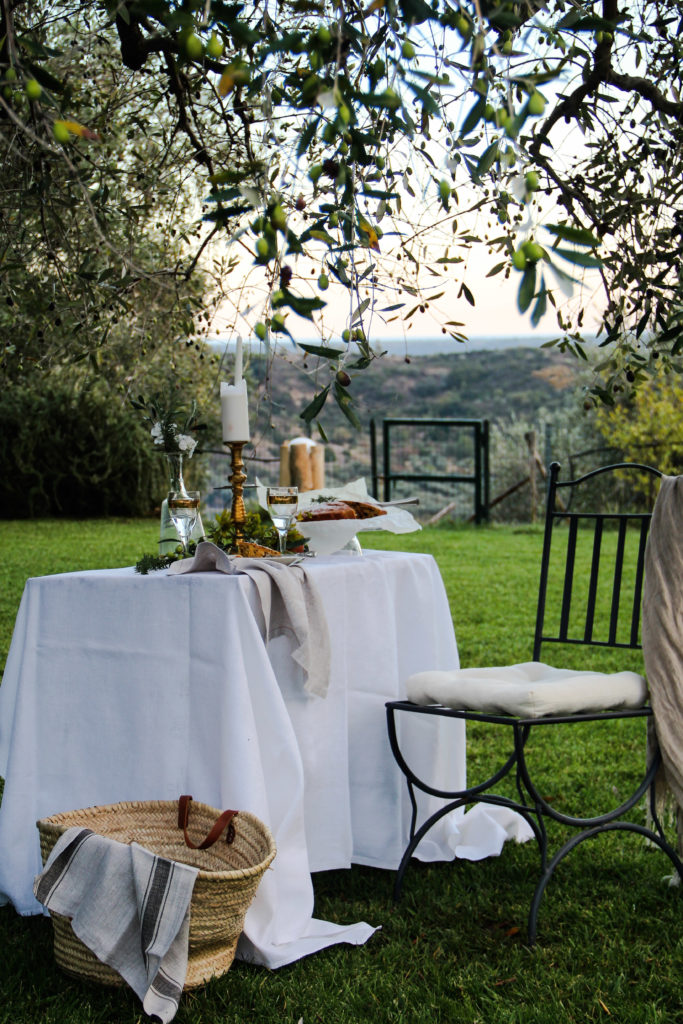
[295,519,365,556]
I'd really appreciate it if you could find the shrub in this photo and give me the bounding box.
[0,384,166,517]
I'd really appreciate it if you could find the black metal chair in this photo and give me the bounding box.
[386,461,683,943]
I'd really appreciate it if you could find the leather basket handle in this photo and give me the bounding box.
[178,795,238,849]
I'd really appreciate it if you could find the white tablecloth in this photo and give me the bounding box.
[0,550,519,968]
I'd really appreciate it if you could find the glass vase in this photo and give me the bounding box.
[159,452,205,554]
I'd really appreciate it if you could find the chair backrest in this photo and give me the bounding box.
[533,462,662,662]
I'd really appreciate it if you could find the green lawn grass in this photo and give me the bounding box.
[1,520,681,1024]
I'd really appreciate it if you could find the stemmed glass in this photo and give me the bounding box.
[266,486,299,555]
[168,490,200,555]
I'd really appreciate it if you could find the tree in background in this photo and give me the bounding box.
[595,368,683,475]
[1,0,682,431]
[0,4,224,408]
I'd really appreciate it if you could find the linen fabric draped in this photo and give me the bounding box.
[642,475,683,845]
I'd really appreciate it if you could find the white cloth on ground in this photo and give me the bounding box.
[168,542,330,697]
[34,827,198,1024]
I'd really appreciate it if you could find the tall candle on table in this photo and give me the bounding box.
[221,338,250,441]
[234,335,243,387]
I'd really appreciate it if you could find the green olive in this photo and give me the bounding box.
[270,204,287,231]
[512,248,527,271]
[53,121,70,144]
[522,240,544,262]
[207,33,224,58]
[184,33,204,60]
[528,92,546,116]
[25,78,42,101]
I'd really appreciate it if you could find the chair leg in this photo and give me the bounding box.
[389,707,682,943]
[526,821,683,945]
[388,708,547,900]
[393,794,545,901]
[393,798,469,901]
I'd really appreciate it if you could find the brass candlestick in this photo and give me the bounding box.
[227,441,247,552]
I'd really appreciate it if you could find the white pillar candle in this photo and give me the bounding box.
[234,336,243,385]
[221,379,250,442]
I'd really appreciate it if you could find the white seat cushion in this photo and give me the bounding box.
[406,661,648,719]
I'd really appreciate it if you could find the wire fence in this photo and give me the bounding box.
[202,430,683,524]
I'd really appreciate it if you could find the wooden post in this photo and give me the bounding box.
[289,440,314,491]
[525,430,537,523]
[281,437,325,491]
[279,441,291,485]
[311,443,325,490]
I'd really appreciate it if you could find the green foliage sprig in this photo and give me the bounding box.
[134,551,182,575]
[134,506,305,572]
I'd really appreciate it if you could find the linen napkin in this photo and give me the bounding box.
[168,542,331,697]
[34,827,198,1023]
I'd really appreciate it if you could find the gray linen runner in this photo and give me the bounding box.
[168,542,331,697]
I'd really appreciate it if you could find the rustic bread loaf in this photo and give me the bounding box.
[338,500,386,519]
[297,501,357,522]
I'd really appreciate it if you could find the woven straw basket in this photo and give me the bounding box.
[37,797,276,989]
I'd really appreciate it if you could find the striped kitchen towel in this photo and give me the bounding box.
[34,827,198,1023]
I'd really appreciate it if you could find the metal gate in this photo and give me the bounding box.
[370,417,490,523]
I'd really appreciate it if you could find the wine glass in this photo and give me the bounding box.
[266,486,298,555]
[168,490,200,555]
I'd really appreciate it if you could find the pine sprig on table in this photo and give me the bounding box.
[207,509,278,551]
[134,552,181,575]
[134,508,305,573]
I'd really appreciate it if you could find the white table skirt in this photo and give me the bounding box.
[0,550,523,968]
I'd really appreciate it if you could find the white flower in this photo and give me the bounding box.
[149,417,196,455]
[177,433,197,456]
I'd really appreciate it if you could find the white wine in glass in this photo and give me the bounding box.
[266,486,298,555]
[168,490,200,554]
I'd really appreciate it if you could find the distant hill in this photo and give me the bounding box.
[343,344,581,424]
[247,343,580,436]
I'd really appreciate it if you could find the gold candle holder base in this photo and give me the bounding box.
[227,441,247,552]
